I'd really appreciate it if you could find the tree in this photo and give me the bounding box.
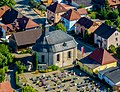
[0,69,5,83]
[104,0,111,11]
[56,23,66,32]
[35,52,38,70]
[107,10,119,20]
[15,61,26,74]
[0,0,16,7]
[109,45,116,54]
[116,47,120,55]
[89,12,96,19]
[20,86,37,92]
[105,20,112,26]
[0,53,7,68]
[78,4,85,8]
[100,7,108,19]
[0,44,13,65]
[114,17,120,26]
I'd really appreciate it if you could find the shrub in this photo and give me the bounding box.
[48,65,59,71]
[88,12,96,19]
[15,71,21,88]
[109,45,116,54]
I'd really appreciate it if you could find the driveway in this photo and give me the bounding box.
[14,0,46,24]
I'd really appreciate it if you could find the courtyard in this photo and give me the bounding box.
[18,66,111,92]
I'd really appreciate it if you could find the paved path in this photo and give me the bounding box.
[7,64,18,91]
[76,39,95,56]
[14,0,46,24]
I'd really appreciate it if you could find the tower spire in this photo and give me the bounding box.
[44,19,49,35]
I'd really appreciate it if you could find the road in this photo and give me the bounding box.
[14,0,46,24]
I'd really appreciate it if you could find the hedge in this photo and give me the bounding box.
[15,71,21,88]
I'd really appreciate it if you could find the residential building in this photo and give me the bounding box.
[47,2,75,23]
[98,67,120,89]
[66,0,92,9]
[92,0,120,9]
[41,0,53,5]
[0,81,13,92]
[0,7,40,38]
[2,8,39,30]
[75,17,100,38]
[32,22,78,69]
[77,8,88,17]
[0,6,10,18]
[77,48,117,76]
[61,9,81,32]
[94,23,120,49]
[53,0,63,3]
[9,29,42,51]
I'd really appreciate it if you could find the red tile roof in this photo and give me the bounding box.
[88,48,117,65]
[77,8,88,15]
[108,0,120,6]
[0,81,13,92]
[0,6,10,18]
[47,2,75,13]
[61,9,81,21]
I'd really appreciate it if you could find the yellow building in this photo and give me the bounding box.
[77,48,117,76]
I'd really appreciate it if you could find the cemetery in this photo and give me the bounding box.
[18,67,110,92]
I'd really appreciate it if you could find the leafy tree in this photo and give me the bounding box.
[104,0,111,11]
[56,23,66,32]
[0,53,7,68]
[100,7,108,19]
[89,12,96,19]
[0,44,13,65]
[0,0,16,7]
[114,17,120,26]
[0,69,5,83]
[105,20,112,26]
[107,10,119,20]
[35,52,38,70]
[20,86,37,92]
[84,29,89,41]
[109,45,116,54]
[78,4,85,8]
[116,46,120,55]
[15,61,26,74]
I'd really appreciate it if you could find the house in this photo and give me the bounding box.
[53,0,63,3]
[41,0,53,5]
[9,28,42,51]
[61,9,81,32]
[0,6,10,18]
[77,48,117,76]
[94,23,120,49]
[0,81,13,92]
[92,0,120,9]
[66,0,92,9]
[0,7,40,38]
[47,2,75,23]
[75,17,100,38]
[108,0,120,9]
[98,67,120,88]
[2,8,40,30]
[32,22,78,69]
[77,8,88,17]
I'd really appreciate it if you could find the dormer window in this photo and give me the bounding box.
[24,20,26,23]
[63,42,67,47]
